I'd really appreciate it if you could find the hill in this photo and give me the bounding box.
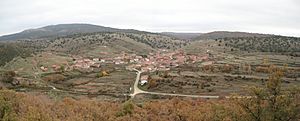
[0,24,142,41]
[0,42,34,66]
[193,31,272,40]
[0,32,187,66]
[1,24,276,41]
[184,35,300,56]
[219,36,300,56]
[45,32,187,55]
[160,32,202,40]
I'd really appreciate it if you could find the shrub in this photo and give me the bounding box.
[1,71,16,83]
[96,71,109,78]
[0,90,18,121]
[116,100,134,117]
[234,65,300,121]
[42,74,66,82]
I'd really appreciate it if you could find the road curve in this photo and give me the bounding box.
[130,69,219,99]
[130,69,145,97]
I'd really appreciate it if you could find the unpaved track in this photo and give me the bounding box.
[130,69,219,99]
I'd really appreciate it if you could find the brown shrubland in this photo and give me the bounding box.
[0,65,299,121]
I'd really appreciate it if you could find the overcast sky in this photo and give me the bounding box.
[0,0,299,37]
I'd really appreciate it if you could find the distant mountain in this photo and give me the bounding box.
[0,24,278,41]
[0,24,142,41]
[161,32,202,40]
[193,31,273,40]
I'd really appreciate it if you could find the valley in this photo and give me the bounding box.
[0,25,299,102]
[1,0,300,119]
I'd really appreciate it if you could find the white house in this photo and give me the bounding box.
[140,75,149,86]
[140,80,148,86]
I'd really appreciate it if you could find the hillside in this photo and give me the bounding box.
[0,32,187,65]
[161,32,202,40]
[184,35,300,56]
[45,32,187,55]
[0,24,142,41]
[220,36,300,56]
[0,24,275,41]
[0,42,34,66]
[193,31,272,40]
[1,26,300,121]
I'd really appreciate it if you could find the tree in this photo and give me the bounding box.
[265,66,300,121]
[116,100,134,117]
[96,71,109,78]
[1,71,16,83]
[60,65,65,72]
[0,90,17,121]
[148,79,158,89]
[234,65,300,121]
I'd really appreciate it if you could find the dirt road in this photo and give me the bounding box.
[130,69,219,99]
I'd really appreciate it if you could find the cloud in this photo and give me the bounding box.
[0,0,299,37]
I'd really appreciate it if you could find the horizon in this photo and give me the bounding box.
[1,0,300,37]
[0,23,297,38]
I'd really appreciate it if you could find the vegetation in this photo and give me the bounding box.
[125,33,187,49]
[116,100,134,117]
[40,32,186,55]
[0,71,16,84]
[0,26,299,120]
[42,74,66,82]
[96,71,109,78]
[220,36,300,56]
[0,24,140,41]
[0,31,186,66]
[233,65,300,121]
[0,65,298,121]
[0,43,33,66]
[193,31,270,40]
[0,90,18,121]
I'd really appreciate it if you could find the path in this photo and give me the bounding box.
[130,69,219,99]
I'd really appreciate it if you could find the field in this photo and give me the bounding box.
[0,51,137,101]
[48,69,135,100]
[137,40,300,96]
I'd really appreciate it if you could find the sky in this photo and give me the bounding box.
[0,0,299,37]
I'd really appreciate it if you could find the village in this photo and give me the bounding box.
[35,48,299,97]
[69,49,209,72]
[36,49,211,91]
[61,49,209,86]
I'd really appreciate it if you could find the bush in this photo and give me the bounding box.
[1,71,16,83]
[96,71,109,78]
[0,90,18,121]
[42,74,66,82]
[116,100,134,117]
[234,65,300,121]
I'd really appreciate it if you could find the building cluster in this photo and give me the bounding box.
[127,50,210,72]
[70,52,143,69]
[47,50,209,73]
[72,58,99,69]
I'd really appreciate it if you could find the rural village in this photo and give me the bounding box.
[39,49,211,87]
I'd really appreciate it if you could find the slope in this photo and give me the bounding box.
[0,24,142,41]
